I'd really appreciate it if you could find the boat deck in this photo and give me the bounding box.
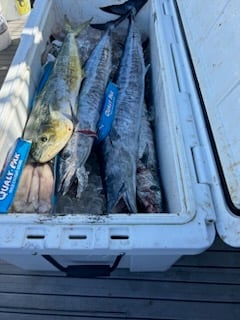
[0,16,240,320]
[0,237,239,320]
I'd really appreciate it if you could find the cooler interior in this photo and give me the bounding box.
[0,0,214,224]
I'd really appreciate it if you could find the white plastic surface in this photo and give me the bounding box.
[0,0,30,21]
[0,0,217,272]
[0,14,11,50]
[177,0,240,246]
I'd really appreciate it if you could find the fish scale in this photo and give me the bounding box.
[23,20,88,163]
[137,104,164,213]
[57,24,114,197]
[101,15,146,213]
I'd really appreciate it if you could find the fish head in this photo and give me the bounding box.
[30,112,74,163]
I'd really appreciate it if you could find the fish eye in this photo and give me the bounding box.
[40,135,48,143]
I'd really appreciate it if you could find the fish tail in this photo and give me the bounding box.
[64,15,93,36]
[100,0,148,16]
[76,166,89,199]
[90,11,130,31]
[110,183,138,213]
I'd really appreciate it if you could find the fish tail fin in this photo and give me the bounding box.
[110,183,138,213]
[76,166,89,198]
[90,10,130,31]
[100,0,148,16]
[64,15,93,36]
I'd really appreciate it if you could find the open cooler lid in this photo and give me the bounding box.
[176,0,240,246]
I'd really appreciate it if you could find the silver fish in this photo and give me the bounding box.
[136,104,163,213]
[56,151,106,214]
[58,16,126,197]
[101,14,146,213]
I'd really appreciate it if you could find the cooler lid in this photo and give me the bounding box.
[176,0,240,246]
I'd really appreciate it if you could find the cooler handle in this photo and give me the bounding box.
[42,254,124,278]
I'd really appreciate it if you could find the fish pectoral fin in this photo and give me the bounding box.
[69,101,79,125]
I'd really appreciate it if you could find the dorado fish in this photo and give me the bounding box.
[57,14,127,197]
[23,18,90,163]
[137,104,163,213]
[101,13,146,213]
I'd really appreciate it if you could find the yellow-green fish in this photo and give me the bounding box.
[24,18,90,163]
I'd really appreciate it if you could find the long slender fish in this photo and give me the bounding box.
[23,18,89,163]
[137,104,163,213]
[57,15,127,198]
[101,13,146,213]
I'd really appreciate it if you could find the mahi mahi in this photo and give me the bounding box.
[57,15,127,197]
[101,13,146,213]
[23,18,90,163]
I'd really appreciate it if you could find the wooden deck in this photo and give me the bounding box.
[0,237,239,320]
[0,19,26,88]
[0,16,240,320]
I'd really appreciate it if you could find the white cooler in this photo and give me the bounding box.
[0,0,238,275]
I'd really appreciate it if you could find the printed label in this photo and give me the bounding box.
[0,138,31,213]
[96,82,118,143]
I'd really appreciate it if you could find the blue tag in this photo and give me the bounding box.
[96,81,118,143]
[52,155,59,212]
[36,61,54,96]
[30,61,54,110]
[0,138,32,213]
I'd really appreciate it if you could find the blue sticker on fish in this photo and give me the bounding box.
[0,138,31,213]
[96,81,118,143]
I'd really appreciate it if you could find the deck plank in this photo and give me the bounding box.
[0,293,239,320]
[0,18,26,88]
[1,273,240,302]
[0,239,240,320]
